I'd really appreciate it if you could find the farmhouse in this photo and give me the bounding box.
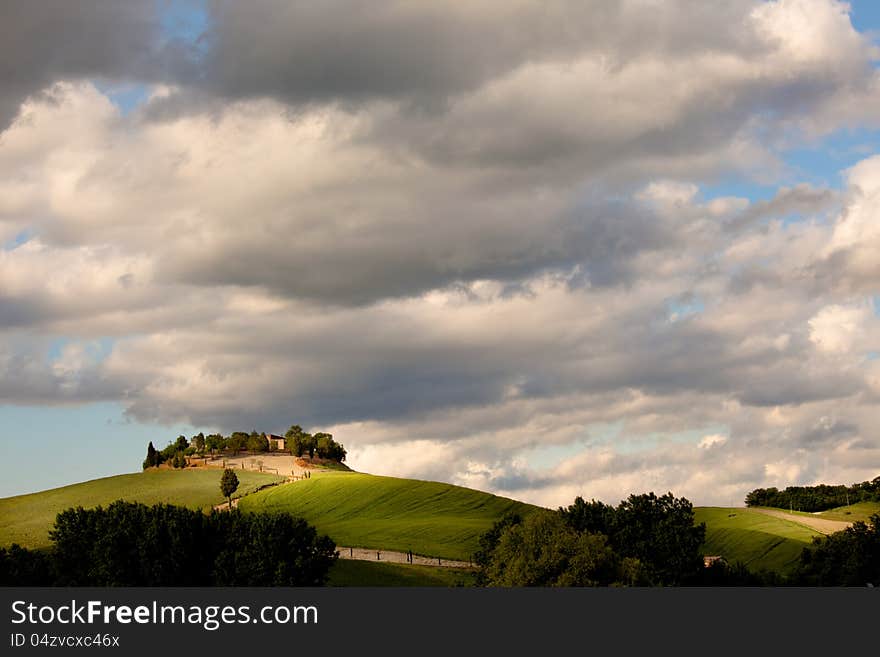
[268,434,285,450]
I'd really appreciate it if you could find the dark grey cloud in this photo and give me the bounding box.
[725,184,841,233]
[0,297,53,329]
[0,338,116,404]
[160,195,680,306]
[197,1,759,107]
[799,417,859,446]
[0,1,169,129]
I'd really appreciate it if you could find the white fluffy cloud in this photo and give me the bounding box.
[2,1,880,505]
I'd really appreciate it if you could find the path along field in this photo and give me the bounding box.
[335,546,473,568]
[752,501,880,525]
[749,507,852,535]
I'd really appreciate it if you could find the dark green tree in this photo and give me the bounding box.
[227,432,248,455]
[559,496,614,534]
[794,514,880,586]
[312,432,346,462]
[559,492,706,586]
[607,492,706,585]
[193,432,206,455]
[478,511,643,587]
[247,431,269,452]
[142,441,159,469]
[211,511,338,586]
[45,501,337,586]
[0,544,55,585]
[221,468,239,509]
[473,512,523,583]
[205,433,224,456]
[285,425,309,456]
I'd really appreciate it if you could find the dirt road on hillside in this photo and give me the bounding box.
[200,453,310,477]
[750,507,852,535]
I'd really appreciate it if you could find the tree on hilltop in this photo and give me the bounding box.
[206,433,224,456]
[285,425,309,456]
[142,441,159,469]
[314,432,346,462]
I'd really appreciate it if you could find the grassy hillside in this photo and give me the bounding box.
[748,501,880,524]
[0,468,282,549]
[695,507,821,575]
[327,560,476,587]
[814,501,880,523]
[238,471,540,560]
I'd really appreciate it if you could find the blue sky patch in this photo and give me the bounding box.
[158,0,209,47]
[94,81,153,115]
[2,229,32,251]
[0,402,202,497]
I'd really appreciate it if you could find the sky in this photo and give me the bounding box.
[2,0,880,505]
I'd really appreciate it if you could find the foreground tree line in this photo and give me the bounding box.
[474,493,880,587]
[0,500,337,586]
[745,476,880,512]
[142,424,346,470]
[475,493,708,586]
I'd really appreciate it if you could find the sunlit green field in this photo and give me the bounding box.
[694,507,822,575]
[239,471,539,560]
[812,501,880,523]
[0,468,282,549]
[749,501,880,524]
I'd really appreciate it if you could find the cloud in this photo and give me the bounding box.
[2,1,880,505]
[194,1,762,107]
[724,183,840,232]
[698,434,728,449]
[0,0,193,130]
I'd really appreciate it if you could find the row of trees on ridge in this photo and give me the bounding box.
[745,476,880,512]
[142,424,346,470]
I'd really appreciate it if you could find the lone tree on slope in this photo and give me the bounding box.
[220,468,239,509]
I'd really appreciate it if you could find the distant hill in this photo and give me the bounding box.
[0,467,538,565]
[775,501,880,525]
[237,471,541,561]
[694,507,822,575]
[0,469,282,549]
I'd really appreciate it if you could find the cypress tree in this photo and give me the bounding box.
[143,441,158,469]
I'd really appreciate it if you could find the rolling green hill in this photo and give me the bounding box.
[7,467,830,580]
[694,507,821,574]
[0,468,282,549]
[807,501,879,524]
[237,471,540,560]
